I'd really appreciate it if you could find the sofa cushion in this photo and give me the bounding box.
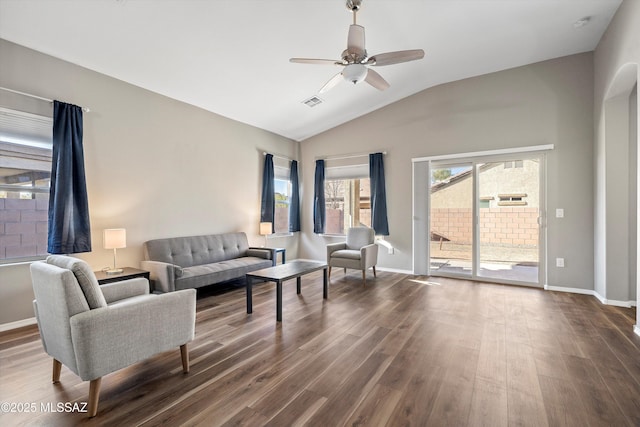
[175,257,272,290]
[46,255,107,309]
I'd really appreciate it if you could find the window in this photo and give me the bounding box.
[272,157,292,235]
[504,160,523,169]
[324,178,371,235]
[274,178,291,234]
[498,193,527,206]
[0,107,52,262]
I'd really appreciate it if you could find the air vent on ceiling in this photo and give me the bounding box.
[302,96,323,107]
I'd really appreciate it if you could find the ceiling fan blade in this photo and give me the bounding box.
[319,72,344,94]
[347,24,366,57]
[368,49,425,66]
[365,68,390,91]
[290,58,341,65]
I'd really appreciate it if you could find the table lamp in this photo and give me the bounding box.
[259,222,273,247]
[103,228,126,274]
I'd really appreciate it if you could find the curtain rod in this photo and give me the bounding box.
[317,151,387,162]
[263,152,295,162]
[0,87,91,113]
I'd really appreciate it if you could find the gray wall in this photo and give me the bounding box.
[0,39,298,325]
[300,53,595,292]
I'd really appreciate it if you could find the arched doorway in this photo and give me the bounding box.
[598,62,638,335]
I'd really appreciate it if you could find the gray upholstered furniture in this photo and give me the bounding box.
[142,232,275,293]
[30,255,196,417]
[327,227,379,285]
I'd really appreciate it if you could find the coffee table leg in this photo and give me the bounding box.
[276,280,283,322]
[296,276,301,294]
[246,276,253,314]
[323,268,328,299]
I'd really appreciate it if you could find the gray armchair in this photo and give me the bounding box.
[30,255,196,417]
[327,227,379,285]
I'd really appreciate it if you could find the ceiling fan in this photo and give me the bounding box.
[290,0,425,94]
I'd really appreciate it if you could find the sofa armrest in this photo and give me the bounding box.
[70,289,196,381]
[327,242,347,262]
[101,277,149,304]
[361,243,379,269]
[140,260,180,293]
[247,247,276,266]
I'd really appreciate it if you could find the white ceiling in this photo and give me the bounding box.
[0,0,622,142]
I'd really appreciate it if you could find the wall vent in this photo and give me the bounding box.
[302,96,323,107]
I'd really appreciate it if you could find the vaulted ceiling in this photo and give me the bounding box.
[0,0,622,141]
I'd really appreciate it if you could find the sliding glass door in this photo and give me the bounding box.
[477,159,540,283]
[429,163,473,277]
[427,154,544,286]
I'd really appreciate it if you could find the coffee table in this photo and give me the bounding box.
[246,260,328,322]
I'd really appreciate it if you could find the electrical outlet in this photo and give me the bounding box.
[556,258,565,267]
[556,208,564,218]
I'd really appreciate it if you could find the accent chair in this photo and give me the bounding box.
[30,255,196,417]
[327,227,379,285]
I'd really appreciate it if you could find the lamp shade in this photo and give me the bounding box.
[103,228,126,249]
[259,222,273,236]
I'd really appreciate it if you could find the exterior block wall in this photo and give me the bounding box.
[0,196,49,260]
[431,207,539,246]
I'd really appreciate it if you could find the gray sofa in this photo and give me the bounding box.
[142,232,275,293]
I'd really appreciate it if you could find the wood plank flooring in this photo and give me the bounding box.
[1,271,639,426]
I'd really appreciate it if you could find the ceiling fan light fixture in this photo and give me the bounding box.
[343,64,367,84]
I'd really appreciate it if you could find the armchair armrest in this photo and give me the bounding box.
[70,289,196,381]
[141,260,180,293]
[361,243,379,269]
[247,247,276,265]
[100,277,149,304]
[327,242,347,262]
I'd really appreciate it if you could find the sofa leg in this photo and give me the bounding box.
[344,268,347,274]
[373,266,377,278]
[88,377,101,418]
[180,344,190,374]
[52,359,62,383]
[328,266,332,280]
[362,270,366,286]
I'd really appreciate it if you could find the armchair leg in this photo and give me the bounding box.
[52,359,62,383]
[328,266,332,280]
[373,266,377,278]
[362,270,366,287]
[180,344,190,374]
[88,377,102,418]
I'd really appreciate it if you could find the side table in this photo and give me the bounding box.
[271,247,286,264]
[94,267,150,285]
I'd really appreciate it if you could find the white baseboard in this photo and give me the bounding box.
[376,266,414,275]
[634,324,640,337]
[544,285,594,295]
[544,285,636,307]
[0,317,37,333]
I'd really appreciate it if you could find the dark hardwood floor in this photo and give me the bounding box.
[1,271,639,426]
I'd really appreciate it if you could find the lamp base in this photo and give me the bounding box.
[105,268,124,275]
